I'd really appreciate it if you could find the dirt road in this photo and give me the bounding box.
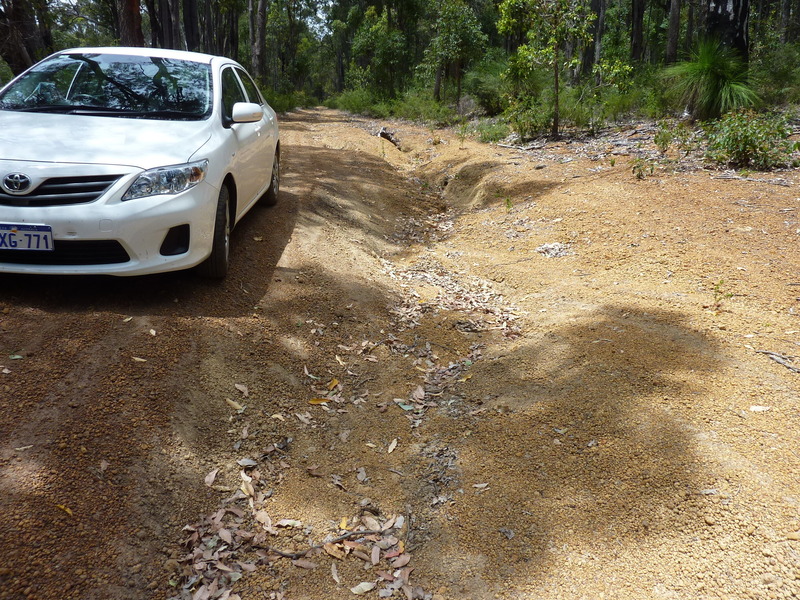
[1,108,799,600]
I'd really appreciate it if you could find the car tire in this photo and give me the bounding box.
[262,147,280,207]
[197,185,231,278]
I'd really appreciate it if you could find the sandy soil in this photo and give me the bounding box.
[1,108,799,600]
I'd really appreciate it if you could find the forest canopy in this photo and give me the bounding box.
[1,0,798,138]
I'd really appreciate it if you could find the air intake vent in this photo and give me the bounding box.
[0,175,122,207]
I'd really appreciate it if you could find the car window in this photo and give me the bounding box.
[0,53,212,119]
[221,67,246,120]
[236,68,264,105]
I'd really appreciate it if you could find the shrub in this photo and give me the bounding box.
[504,95,552,140]
[705,109,795,170]
[751,41,800,105]
[474,120,510,143]
[462,49,510,116]
[326,89,375,114]
[263,90,316,113]
[392,89,456,124]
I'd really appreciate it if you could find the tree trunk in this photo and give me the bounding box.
[117,0,145,46]
[707,0,750,62]
[183,0,200,51]
[0,0,53,73]
[666,0,681,63]
[684,0,695,53]
[631,0,645,61]
[251,0,267,79]
[780,0,790,42]
[552,43,560,139]
[433,63,443,101]
[584,0,605,77]
[145,0,162,46]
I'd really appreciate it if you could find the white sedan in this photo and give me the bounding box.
[0,46,280,277]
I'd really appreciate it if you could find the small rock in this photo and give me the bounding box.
[704,515,716,526]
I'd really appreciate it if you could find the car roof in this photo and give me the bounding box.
[56,47,227,66]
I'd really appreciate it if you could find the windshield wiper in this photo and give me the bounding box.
[118,109,205,120]
[9,104,77,113]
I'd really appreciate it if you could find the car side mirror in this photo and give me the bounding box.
[231,102,263,124]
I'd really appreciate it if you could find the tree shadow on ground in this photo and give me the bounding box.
[409,302,722,594]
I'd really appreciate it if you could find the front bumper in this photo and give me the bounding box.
[0,177,219,276]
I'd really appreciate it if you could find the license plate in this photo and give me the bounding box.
[0,224,54,251]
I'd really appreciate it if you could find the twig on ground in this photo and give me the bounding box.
[255,529,383,560]
[755,350,800,373]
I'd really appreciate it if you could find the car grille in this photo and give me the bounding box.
[0,240,130,265]
[0,175,122,207]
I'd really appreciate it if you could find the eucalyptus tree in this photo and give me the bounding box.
[422,0,487,103]
[498,0,595,137]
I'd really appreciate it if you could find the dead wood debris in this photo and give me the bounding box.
[756,350,800,373]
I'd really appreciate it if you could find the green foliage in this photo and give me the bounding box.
[631,157,655,179]
[664,40,759,121]
[0,59,13,87]
[705,109,795,171]
[325,88,456,124]
[504,95,552,139]
[421,0,487,98]
[349,6,407,97]
[654,120,672,153]
[391,89,457,124]
[751,42,800,105]
[462,49,510,116]
[264,90,317,113]
[498,0,595,136]
[474,120,510,143]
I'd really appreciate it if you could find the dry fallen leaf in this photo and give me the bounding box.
[132,356,147,363]
[56,504,73,516]
[309,398,330,405]
[234,383,249,397]
[292,559,318,569]
[387,438,398,454]
[324,543,346,560]
[331,562,341,583]
[218,528,233,544]
[226,398,244,411]
[391,553,411,568]
[362,515,381,531]
[350,582,376,595]
[276,519,303,528]
[204,468,220,486]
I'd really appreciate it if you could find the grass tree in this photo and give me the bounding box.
[664,39,758,121]
[498,0,595,138]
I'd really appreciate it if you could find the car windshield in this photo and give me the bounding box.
[0,52,212,120]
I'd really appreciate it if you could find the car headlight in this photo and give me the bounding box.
[122,159,208,201]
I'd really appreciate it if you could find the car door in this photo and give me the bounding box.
[220,66,264,219]
[236,67,277,200]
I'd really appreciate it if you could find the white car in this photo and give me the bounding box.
[0,46,280,277]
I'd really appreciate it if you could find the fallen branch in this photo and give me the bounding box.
[256,529,383,560]
[756,350,800,373]
[712,173,791,187]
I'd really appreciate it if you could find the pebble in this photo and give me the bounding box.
[704,515,716,526]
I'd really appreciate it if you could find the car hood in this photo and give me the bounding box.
[0,111,213,170]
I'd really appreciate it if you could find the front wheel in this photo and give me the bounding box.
[197,185,230,278]
[262,147,280,207]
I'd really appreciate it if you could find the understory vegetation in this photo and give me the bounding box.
[3,0,800,170]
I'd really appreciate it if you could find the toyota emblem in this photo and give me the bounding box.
[2,173,32,194]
